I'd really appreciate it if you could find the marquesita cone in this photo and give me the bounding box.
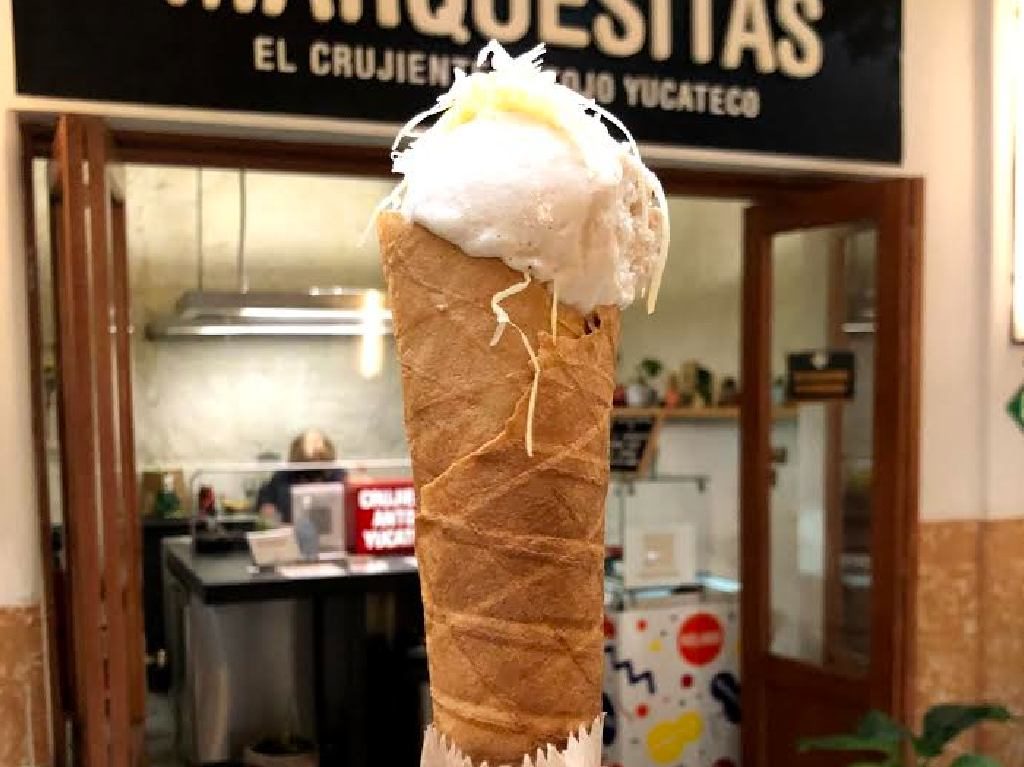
[378,213,619,766]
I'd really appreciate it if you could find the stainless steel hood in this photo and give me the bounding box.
[144,170,392,340]
[146,288,393,339]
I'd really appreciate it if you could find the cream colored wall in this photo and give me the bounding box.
[126,167,393,312]
[0,0,1018,594]
[986,0,1024,520]
[618,199,744,381]
[906,0,990,523]
[124,167,408,470]
[618,200,834,582]
[0,36,41,608]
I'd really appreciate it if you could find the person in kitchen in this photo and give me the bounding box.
[256,429,345,525]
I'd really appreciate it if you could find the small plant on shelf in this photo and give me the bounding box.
[799,704,1014,767]
[625,357,664,407]
[637,357,664,385]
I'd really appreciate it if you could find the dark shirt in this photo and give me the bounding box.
[256,468,346,524]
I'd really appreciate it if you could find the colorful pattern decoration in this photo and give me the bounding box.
[603,603,740,767]
[678,613,725,666]
[602,692,617,747]
[604,643,657,695]
[646,712,704,764]
[710,672,741,725]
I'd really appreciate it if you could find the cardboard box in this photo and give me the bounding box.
[603,600,741,767]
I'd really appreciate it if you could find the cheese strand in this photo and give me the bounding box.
[550,281,559,342]
[489,272,532,346]
[490,273,542,456]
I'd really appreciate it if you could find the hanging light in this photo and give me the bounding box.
[359,289,386,379]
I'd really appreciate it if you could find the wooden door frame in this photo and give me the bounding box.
[740,180,923,767]
[17,113,917,767]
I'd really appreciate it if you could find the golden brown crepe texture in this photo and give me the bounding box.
[378,213,620,766]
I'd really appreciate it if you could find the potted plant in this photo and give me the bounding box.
[626,357,663,407]
[244,734,318,767]
[800,704,1014,766]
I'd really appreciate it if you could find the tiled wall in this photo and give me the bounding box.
[916,519,1024,760]
[978,519,1024,756]
[0,604,48,766]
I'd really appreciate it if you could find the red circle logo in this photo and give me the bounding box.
[677,613,724,666]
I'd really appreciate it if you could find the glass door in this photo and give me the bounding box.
[768,225,876,672]
[740,181,922,767]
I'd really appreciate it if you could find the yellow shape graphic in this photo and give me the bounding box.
[649,639,663,653]
[646,712,704,764]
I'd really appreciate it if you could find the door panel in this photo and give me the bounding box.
[741,181,922,767]
[763,684,867,767]
[50,115,145,767]
[767,224,876,672]
[53,115,109,767]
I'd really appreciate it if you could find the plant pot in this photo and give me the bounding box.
[243,741,318,767]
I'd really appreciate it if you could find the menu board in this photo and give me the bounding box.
[787,350,856,402]
[610,415,660,476]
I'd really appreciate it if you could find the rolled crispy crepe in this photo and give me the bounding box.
[378,212,619,765]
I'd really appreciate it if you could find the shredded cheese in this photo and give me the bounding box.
[645,166,671,314]
[359,179,407,247]
[550,282,559,342]
[489,273,542,456]
[489,272,532,346]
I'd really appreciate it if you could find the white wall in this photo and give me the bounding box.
[0,24,42,607]
[0,0,1017,611]
[617,203,836,582]
[618,199,744,381]
[987,0,1024,520]
[904,0,989,523]
[123,167,408,469]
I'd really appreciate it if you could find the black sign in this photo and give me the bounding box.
[12,0,901,162]
[787,350,856,402]
[610,415,658,475]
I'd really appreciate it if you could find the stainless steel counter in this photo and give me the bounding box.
[162,538,423,767]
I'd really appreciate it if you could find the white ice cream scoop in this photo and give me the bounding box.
[384,41,670,315]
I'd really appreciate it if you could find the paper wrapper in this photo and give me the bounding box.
[421,717,604,767]
[378,213,620,766]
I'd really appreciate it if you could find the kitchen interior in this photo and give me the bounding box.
[31,159,876,767]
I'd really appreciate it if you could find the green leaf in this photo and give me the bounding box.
[916,705,1013,757]
[950,755,1001,767]
[857,710,912,743]
[799,710,909,758]
[798,735,896,756]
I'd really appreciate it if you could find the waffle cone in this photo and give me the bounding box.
[378,213,619,765]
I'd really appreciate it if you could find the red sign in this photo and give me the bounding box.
[345,477,416,556]
[677,613,724,667]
